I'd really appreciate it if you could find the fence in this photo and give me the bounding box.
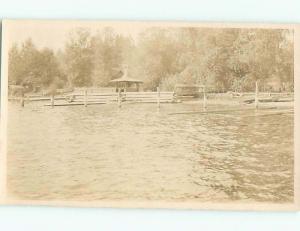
[12,88,177,108]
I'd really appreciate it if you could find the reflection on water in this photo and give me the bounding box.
[7,101,294,202]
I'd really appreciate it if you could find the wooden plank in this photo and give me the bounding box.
[124,99,173,101]
[123,94,173,97]
[169,107,278,115]
[72,100,110,103]
[242,111,294,118]
[123,96,173,99]
[74,95,118,99]
[244,97,294,104]
[9,96,67,101]
[44,102,106,106]
[126,91,174,94]
[68,93,118,97]
[125,94,174,96]
[124,99,173,102]
[125,100,175,104]
[72,96,174,100]
[29,97,66,101]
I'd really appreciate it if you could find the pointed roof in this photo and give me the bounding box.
[110,77,143,83]
[110,66,143,84]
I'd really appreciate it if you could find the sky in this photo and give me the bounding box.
[4,20,155,51]
[3,20,294,51]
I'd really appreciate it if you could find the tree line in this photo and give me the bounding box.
[8,27,294,93]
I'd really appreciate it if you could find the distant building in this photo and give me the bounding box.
[174,84,205,97]
[265,76,282,92]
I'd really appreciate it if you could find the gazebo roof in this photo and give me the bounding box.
[110,76,143,83]
[110,67,143,84]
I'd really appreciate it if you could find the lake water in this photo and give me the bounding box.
[7,101,294,203]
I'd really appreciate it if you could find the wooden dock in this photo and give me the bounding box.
[9,88,293,109]
[10,89,177,107]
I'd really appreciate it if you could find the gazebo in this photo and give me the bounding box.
[174,84,205,97]
[110,67,143,92]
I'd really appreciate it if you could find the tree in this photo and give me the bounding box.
[8,43,22,85]
[8,38,64,91]
[91,28,130,86]
[65,28,94,87]
[136,28,180,90]
[8,26,294,93]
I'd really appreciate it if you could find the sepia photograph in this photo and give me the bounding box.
[0,20,299,210]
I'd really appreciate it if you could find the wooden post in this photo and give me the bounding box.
[50,94,54,108]
[255,81,259,109]
[84,89,88,107]
[124,87,127,102]
[203,85,207,109]
[118,88,121,108]
[157,86,160,108]
[20,93,25,107]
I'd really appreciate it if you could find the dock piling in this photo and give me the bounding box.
[124,87,127,101]
[50,94,54,108]
[118,88,121,108]
[203,85,207,109]
[20,94,25,107]
[255,81,259,109]
[84,89,88,107]
[157,86,160,108]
